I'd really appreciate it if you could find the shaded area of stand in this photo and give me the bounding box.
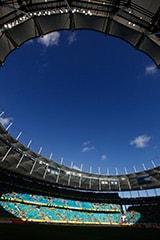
[0,223,160,240]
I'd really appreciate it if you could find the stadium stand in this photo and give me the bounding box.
[0,119,160,230]
[0,190,129,225]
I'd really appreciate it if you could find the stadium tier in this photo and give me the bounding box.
[0,191,140,225]
[0,123,160,193]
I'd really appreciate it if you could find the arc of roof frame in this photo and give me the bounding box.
[0,1,159,67]
[1,122,160,191]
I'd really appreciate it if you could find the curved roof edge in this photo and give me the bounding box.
[0,0,160,67]
[0,123,160,192]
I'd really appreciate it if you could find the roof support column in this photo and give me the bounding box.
[16,140,32,168]
[43,164,49,179]
[30,159,37,174]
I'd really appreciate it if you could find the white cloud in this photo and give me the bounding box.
[83,141,91,146]
[67,32,77,45]
[130,134,151,148]
[101,154,107,161]
[0,117,11,127]
[25,39,34,45]
[82,141,95,153]
[82,146,95,153]
[37,32,60,47]
[145,64,157,75]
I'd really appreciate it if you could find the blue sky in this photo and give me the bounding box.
[0,30,160,175]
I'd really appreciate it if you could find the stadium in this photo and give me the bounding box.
[0,0,160,239]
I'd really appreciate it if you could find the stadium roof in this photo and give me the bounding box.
[0,0,160,67]
[0,123,160,192]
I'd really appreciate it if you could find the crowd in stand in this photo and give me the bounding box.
[1,190,160,228]
[0,191,140,225]
[127,204,160,228]
[1,192,121,212]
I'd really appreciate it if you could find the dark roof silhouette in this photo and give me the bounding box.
[0,0,160,66]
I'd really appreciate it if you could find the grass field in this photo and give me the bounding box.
[0,223,160,240]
